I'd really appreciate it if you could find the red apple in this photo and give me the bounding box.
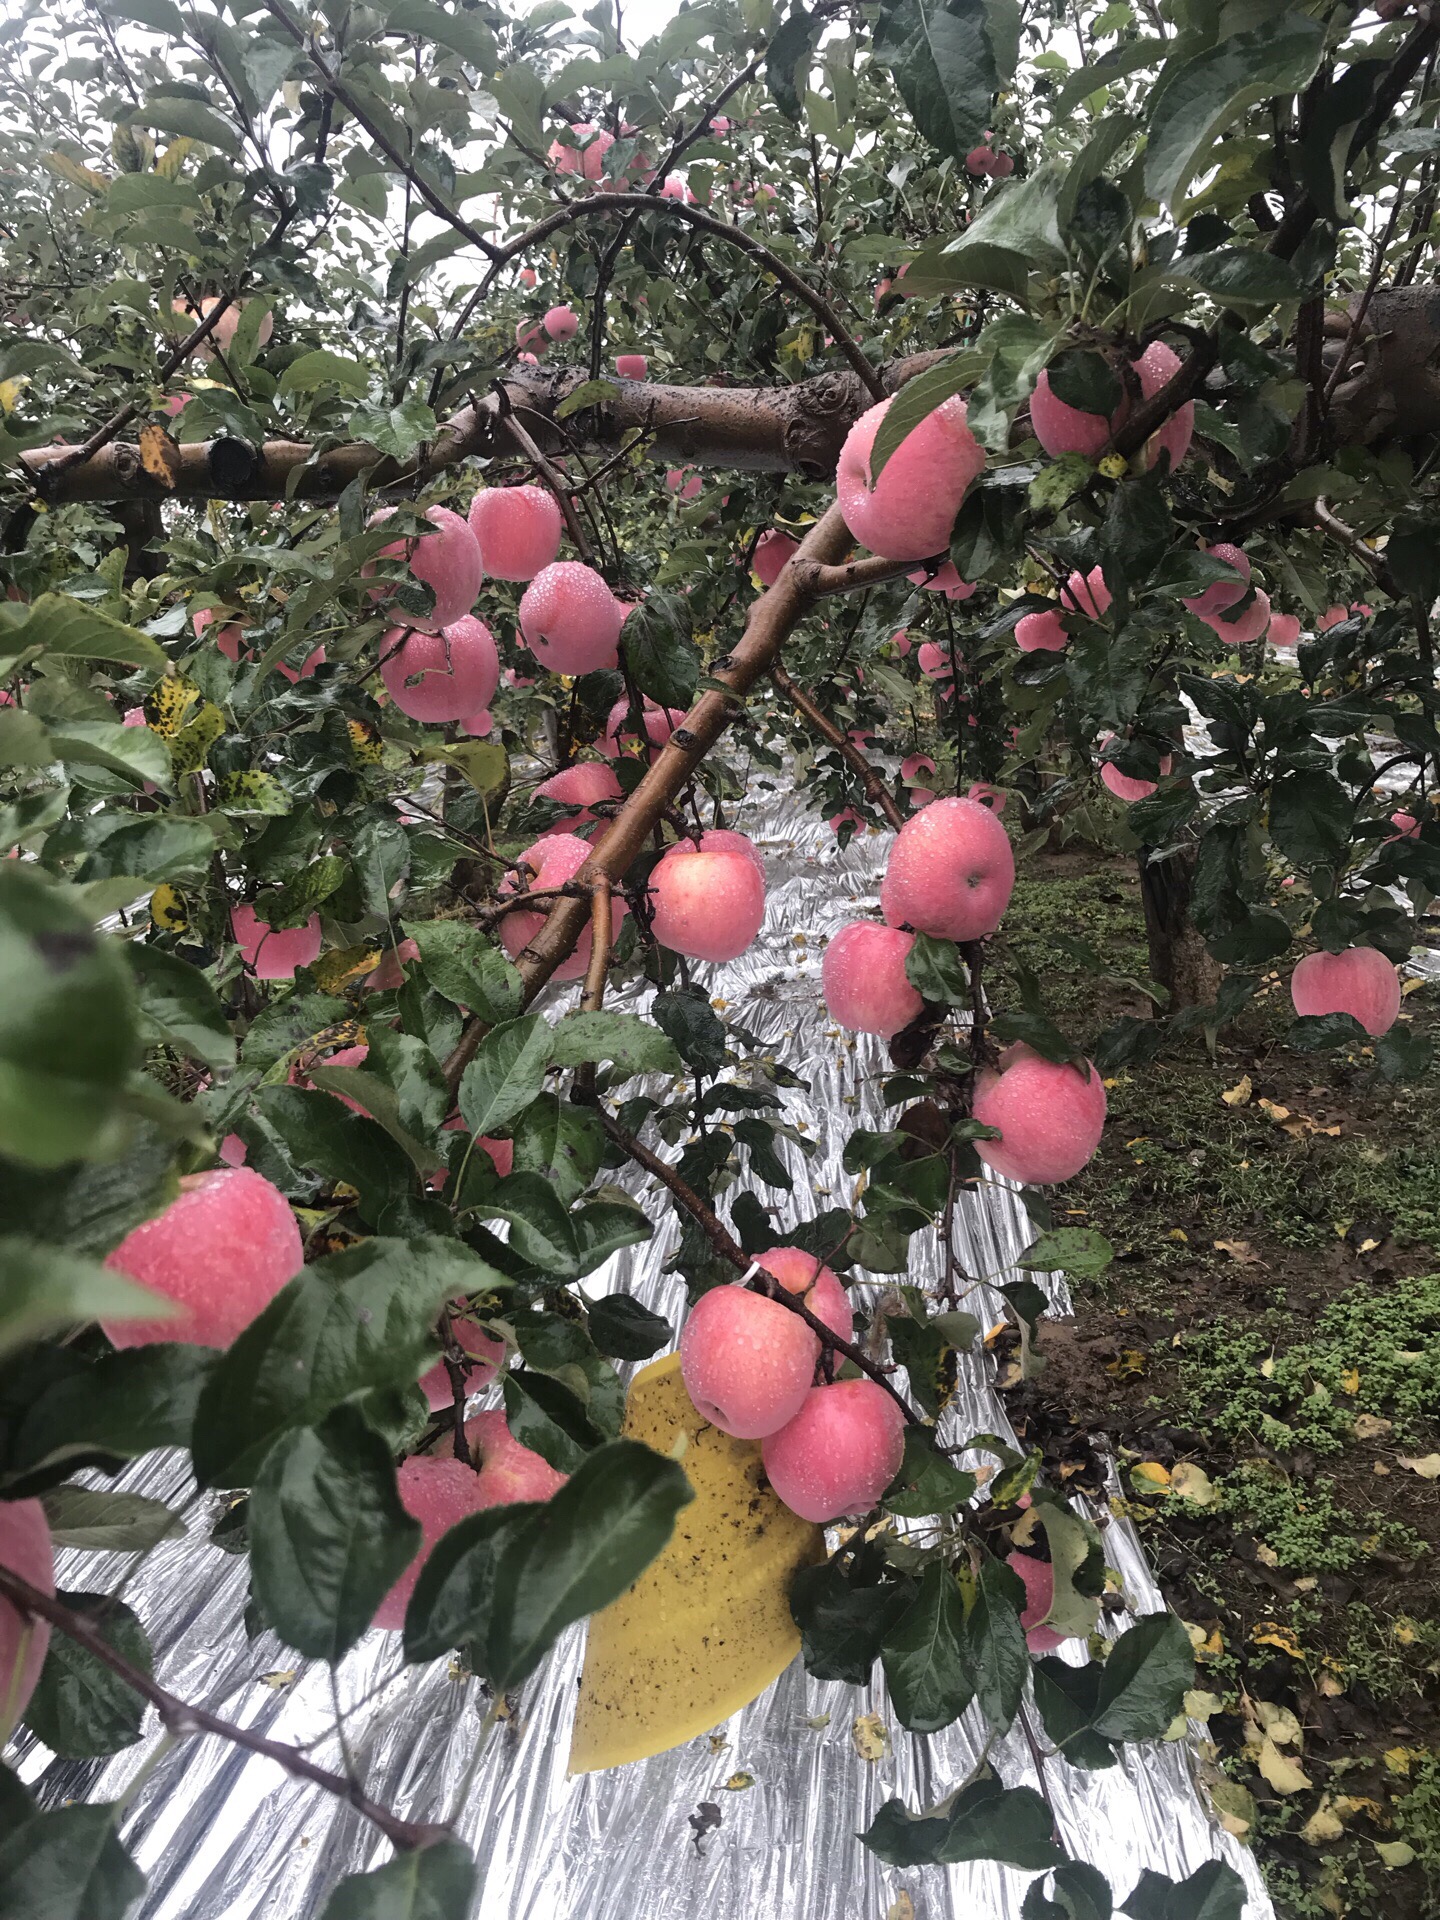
[836,393,986,562]
[380,617,498,724]
[679,1285,819,1438]
[467,485,562,581]
[1290,947,1401,1036]
[649,838,765,961]
[972,1043,1106,1185]
[364,505,482,633]
[519,562,625,675]
[822,922,923,1037]
[880,794,1015,941]
[761,1379,905,1523]
[231,903,321,980]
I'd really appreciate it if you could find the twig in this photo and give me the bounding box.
[790,552,915,597]
[1323,188,1408,411]
[1314,495,1391,588]
[772,661,905,829]
[580,1097,747,1265]
[492,389,595,567]
[0,1565,447,1852]
[579,878,613,1015]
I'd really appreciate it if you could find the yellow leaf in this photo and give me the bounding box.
[1184,1690,1223,1721]
[1384,1747,1416,1776]
[1340,1368,1360,1395]
[1353,1413,1393,1441]
[1302,1801,1346,1845]
[1375,1841,1416,1870]
[149,883,189,933]
[1206,1776,1255,1838]
[1215,1239,1263,1265]
[0,376,26,415]
[138,422,181,489]
[569,1354,823,1774]
[1257,1097,1291,1123]
[887,1897,916,1920]
[722,1772,754,1792]
[154,137,198,180]
[1398,1453,1440,1479]
[1132,1460,1171,1491]
[1257,1736,1312,1794]
[1255,1700,1303,1747]
[311,945,380,992]
[1252,1623,1305,1658]
[1105,1348,1148,1380]
[1221,1074,1252,1106]
[259,1669,297,1690]
[1167,1227,1189,1242]
[851,1713,889,1763]
[1170,1463,1218,1507]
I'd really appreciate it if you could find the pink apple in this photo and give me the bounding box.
[1008,1551,1066,1654]
[1061,565,1111,620]
[836,393,985,562]
[1268,611,1302,650]
[534,760,622,832]
[755,1247,853,1342]
[615,354,648,379]
[1097,735,1172,802]
[658,175,691,202]
[543,304,579,342]
[380,617,498,724]
[907,561,975,599]
[917,640,953,680]
[761,1379,906,1523]
[754,529,799,586]
[275,644,326,683]
[464,1409,568,1504]
[1290,947,1401,1036]
[1203,588,1271,646]
[417,1312,507,1412]
[1182,543,1250,622]
[649,838,766,961]
[364,505,482,633]
[901,753,937,787]
[665,468,703,500]
[968,781,1005,813]
[679,1285,819,1438]
[372,1456,489,1630]
[499,833,625,982]
[823,922,923,1038]
[880,794,1015,941]
[467,485,563,582]
[231,903,322,980]
[193,606,247,662]
[219,1133,248,1167]
[103,1168,303,1349]
[1030,369,1121,460]
[1135,339,1194,472]
[972,1043,1107,1184]
[989,152,1015,178]
[519,561,625,674]
[890,628,912,656]
[1387,810,1421,843]
[0,1500,54,1738]
[519,267,537,289]
[966,144,996,177]
[830,808,865,836]
[1015,609,1068,653]
[548,123,613,180]
[364,937,421,991]
[161,392,190,418]
[601,695,686,760]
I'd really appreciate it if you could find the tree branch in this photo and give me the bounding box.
[772,661,906,830]
[0,1565,447,1853]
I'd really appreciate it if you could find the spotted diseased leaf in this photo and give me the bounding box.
[217,770,290,815]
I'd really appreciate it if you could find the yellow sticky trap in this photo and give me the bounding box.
[568,1353,823,1774]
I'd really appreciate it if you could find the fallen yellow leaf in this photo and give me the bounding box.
[1222,1075,1253,1106]
[1253,1623,1305,1658]
[1257,1736,1312,1794]
[1353,1413,1394,1441]
[852,1713,889,1763]
[1302,1801,1346,1845]
[1398,1453,1440,1479]
[1132,1461,1172,1491]
[1375,1841,1416,1870]
[1340,1368,1360,1395]
[1171,1462,1218,1507]
[723,1772,755,1791]
[1215,1239,1263,1265]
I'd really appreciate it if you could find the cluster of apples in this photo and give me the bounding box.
[679,1250,905,1523]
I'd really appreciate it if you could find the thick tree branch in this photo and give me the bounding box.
[0,1565,446,1852]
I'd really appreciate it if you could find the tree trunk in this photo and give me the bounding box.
[1137,848,1222,1010]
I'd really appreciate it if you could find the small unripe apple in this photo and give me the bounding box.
[103,1168,303,1349]
[761,1379,906,1523]
[380,617,498,724]
[365,505,482,634]
[519,562,625,674]
[614,354,648,379]
[836,393,985,562]
[881,794,1015,942]
[823,922,922,1038]
[499,833,626,981]
[906,561,975,599]
[1007,1551,1066,1654]
[679,1284,819,1438]
[534,761,622,832]
[753,529,799,586]
[417,1312,506,1412]
[1061,565,1111,620]
[372,1456,489,1630]
[543,304,579,342]
[467,485,563,581]
[650,837,765,961]
[465,1408,568,1504]
[1290,947,1400,1036]
[1015,609,1068,653]
[755,1247,853,1343]
[972,1043,1106,1185]
[0,1499,54,1738]
[231,903,322,980]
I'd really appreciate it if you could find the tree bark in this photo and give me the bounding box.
[1137,848,1222,1011]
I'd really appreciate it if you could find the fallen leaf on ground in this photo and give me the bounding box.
[1255,1701,1303,1747]
[1132,1460,1172,1491]
[852,1714,889,1763]
[1256,1736,1312,1794]
[1353,1413,1393,1441]
[1253,1623,1305,1658]
[1222,1075,1252,1106]
[1302,1801,1346,1845]
[1340,1367,1360,1395]
[1375,1841,1416,1870]
[887,1896,916,1920]
[1398,1453,1440,1478]
[1171,1462,1218,1506]
[1215,1239,1264,1265]
[723,1772,754,1792]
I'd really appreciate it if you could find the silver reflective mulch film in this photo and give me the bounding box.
[8,775,1273,1920]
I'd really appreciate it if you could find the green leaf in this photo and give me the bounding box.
[1286,1011,1368,1052]
[0,865,139,1167]
[861,1774,1065,1869]
[0,1802,145,1919]
[1268,769,1351,870]
[875,0,996,163]
[1178,248,1305,313]
[547,1011,680,1076]
[457,1015,554,1137]
[501,1368,606,1473]
[382,0,496,66]
[248,1404,421,1659]
[40,1487,182,1552]
[191,1238,495,1488]
[1023,1862,1114,1920]
[253,1085,414,1222]
[1090,1610,1194,1742]
[127,943,234,1071]
[401,1503,536,1665]
[347,399,439,462]
[3,1346,212,1494]
[0,1240,175,1361]
[651,987,726,1074]
[1143,14,1326,217]
[1375,1027,1433,1082]
[965,1548,1029,1734]
[402,920,522,1020]
[317,1839,477,1920]
[24,1593,152,1758]
[510,1097,603,1207]
[1119,1862,1247,1920]
[883,1424,977,1518]
[967,311,1058,452]
[45,720,173,794]
[1207,908,1292,967]
[1048,37,1163,118]
[870,355,988,482]
[624,590,698,710]
[279,350,372,398]
[903,931,969,1004]
[790,1559,915,1683]
[5,593,165,669]
[881,1560,974,1733]
[766,5,822,119]
[1018,1227,1114,1278]
[132,91,241,152]
[587,1292,671,1361]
